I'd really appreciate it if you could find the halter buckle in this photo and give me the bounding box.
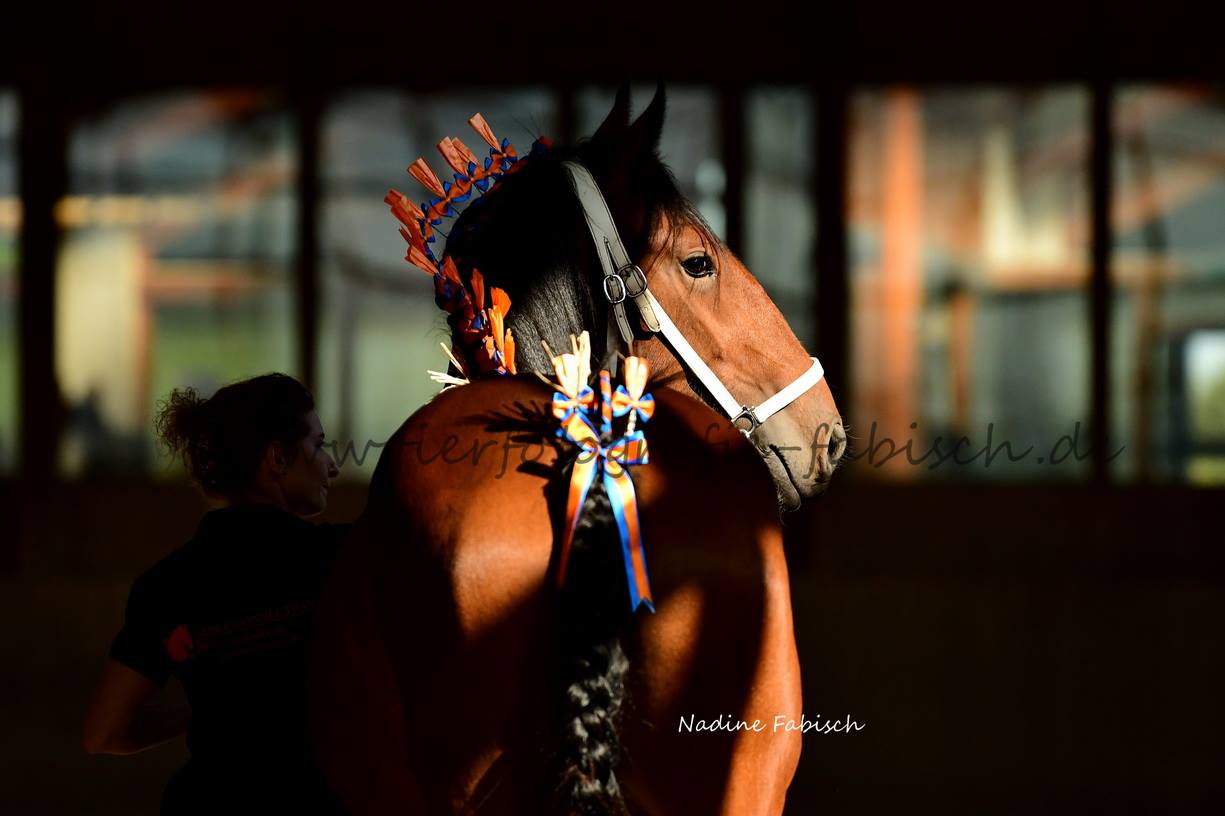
[619,264,648,298]
[731,405,762,435]
[603,273,627,304]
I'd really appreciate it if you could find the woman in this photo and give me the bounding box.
[83,373,346,814]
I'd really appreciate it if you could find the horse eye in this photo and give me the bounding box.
[681,254,715,278]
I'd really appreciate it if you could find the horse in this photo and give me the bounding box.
[308,86,847,815]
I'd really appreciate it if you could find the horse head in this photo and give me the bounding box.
[443,86,846,510]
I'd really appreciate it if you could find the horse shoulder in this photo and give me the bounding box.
[373,377,563,631]
[632,387,789,586]
[619,391,803,816]
[354,378,565,812]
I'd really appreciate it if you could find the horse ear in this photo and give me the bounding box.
[584,84,667,182]
[624,83,666,162]
[590,83,632,147]
[579,84,669,259]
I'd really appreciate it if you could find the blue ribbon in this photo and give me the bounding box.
[560,413,653,613]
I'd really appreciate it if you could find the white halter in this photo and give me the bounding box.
[562,161,825,437]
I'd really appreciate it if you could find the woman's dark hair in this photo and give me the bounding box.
[155,373,315,498]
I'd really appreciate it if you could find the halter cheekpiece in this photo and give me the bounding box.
[560,160,826,439]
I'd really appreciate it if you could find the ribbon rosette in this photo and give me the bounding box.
[549,341,595,425]
[611,356,656,424]
[555,410,654,613]
[552,387,595,424]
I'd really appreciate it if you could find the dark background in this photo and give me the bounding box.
[2,2,1223,813]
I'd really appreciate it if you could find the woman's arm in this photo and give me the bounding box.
[82,659,190,755]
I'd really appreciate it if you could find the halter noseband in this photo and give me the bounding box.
[562,161,826,438]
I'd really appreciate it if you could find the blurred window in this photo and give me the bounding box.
[40,82,1190,487]
[0,91,15,474]
[1112,87,1225,484]
[319,89,556,481]
[850,88,1091,481]
[745,87,817,348]
[56,91,296,477]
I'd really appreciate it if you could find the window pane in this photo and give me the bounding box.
[577,86,724,237]
[320,89,557,481]
[0,91,15,474]
[745,87,816,348]
[56,91,296,477]
[1112,87,1225,484]
[850,88,1090,481]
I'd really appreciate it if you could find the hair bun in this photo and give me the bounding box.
[153,375,314,499]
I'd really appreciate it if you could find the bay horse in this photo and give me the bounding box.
[309,86,846,815]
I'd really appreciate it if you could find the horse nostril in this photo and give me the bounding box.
[828,425,847,463]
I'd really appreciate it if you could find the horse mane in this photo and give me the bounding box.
[441,135,713,377]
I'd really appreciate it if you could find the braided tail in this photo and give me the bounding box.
[552,467,634,816]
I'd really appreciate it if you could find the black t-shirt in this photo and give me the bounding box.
[109,503,350,814]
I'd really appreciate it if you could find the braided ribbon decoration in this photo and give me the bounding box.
[384,114,552,380]
[551,339,656,614]
[391,114,527,270]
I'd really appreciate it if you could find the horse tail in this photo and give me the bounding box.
[552,470,634,816]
